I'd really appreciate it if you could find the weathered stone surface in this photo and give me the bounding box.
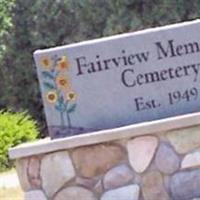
[142,171,170,200]
[101,184,140,200]
[24,190,47,200]
[167,126,200,154]
[170,169,200,200]
[94,180,104,195]
[16,158,31,191]
[76,177,97,189]
[155,143,180,174]
[181,150,200,169]
[72,144,125,177]
[127,136,158,173]
[54,186,97,200]
[41,151,75,198]
[28,156,41,188]
[103,164,134,190]
[163,175,170,196]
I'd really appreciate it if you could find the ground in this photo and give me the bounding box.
[0,169,23,200]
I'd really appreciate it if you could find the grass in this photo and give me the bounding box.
[0,187,24,200]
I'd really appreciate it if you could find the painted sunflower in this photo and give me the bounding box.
[67,91,77,101]
[41,56,51,69]
[56,75,70,89]
[46,91,57,103]
[57,56,69,71]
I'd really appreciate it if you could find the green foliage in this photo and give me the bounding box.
[0,0,15,54]
[1,0,200,136]
[0,111,38,171]
[67,104,77,113]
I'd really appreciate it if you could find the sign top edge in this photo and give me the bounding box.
[34,19,200,56]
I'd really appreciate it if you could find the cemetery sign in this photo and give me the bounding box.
[34,20,200,138]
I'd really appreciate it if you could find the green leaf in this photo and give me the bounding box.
[42,71,55,80]
[67,104,77,113]
[55,105,63,112]
[55,101,65,112]
[58,96,64,104]
[43,82,55,90]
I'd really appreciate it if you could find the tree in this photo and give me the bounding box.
[0,0,15,108]
[2,0,200,136]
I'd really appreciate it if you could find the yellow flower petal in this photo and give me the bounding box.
[67,91,77,101]
[46,91,57,103]
[56,76,70,89]
[57,56,69,71]
[41,56,51,69]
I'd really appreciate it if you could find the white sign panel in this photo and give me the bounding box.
[34,20,200,138]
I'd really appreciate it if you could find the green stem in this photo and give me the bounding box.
[60,112,65,127]
[65,102,72,130]
[66,112,72,129]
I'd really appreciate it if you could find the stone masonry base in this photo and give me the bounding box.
[9,113,200,200]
